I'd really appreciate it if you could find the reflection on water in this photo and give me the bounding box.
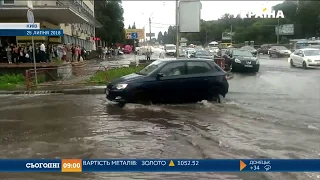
[0,94,319,180]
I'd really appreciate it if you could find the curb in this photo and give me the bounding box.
[0,87,106,95]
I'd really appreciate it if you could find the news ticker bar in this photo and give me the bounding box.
[0,29,63,36]
[0,159,320,172]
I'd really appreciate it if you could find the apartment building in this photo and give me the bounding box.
[0,0,101,50]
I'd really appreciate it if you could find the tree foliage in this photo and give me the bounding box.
[94,0,125,44]
[160,1,320,45]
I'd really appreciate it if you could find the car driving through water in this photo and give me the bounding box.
[223,49,260,72]
[106,58,229,107]
[289,48,320,69]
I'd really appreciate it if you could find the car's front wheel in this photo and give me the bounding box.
[302,61,307,69]
[290,59,295,67]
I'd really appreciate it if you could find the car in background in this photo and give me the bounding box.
[223,49,260,72]
[289,48,320,69]
[257,44,272,54]
[306,45,320,50]
[185,48,196,58]
[106,58,229,107]
[240,46,258,56]
[208,47,220,54]
[164,44,176,56]
[268,46,292,57]
[195,50,213,59]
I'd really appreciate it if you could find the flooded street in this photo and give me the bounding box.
[0,56,319,180]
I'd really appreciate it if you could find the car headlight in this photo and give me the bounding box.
[235,59,241,63]
[114,84,128,90]
[307,59,312,62]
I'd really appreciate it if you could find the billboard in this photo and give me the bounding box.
[275,24,294,35]
[125,29,145,40]
[222,32,235,40]
[179,0,201,32]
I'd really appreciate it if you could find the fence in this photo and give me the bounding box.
[25,62,109,90]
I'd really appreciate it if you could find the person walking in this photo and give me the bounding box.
[5,45,12,64]
[146,49,151,61]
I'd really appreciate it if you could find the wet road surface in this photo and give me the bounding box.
[0,55,319,180]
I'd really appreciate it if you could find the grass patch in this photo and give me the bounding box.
[0,74,25,90]
[88,65,146,84]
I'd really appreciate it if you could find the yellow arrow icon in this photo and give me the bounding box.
[240,160,247,171]
[169,160,175,167]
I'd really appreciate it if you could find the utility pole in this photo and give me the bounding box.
[277,17,280,44]
[175,0,179,58]
[149,17,152,41]
[206,30,208,45]
[230,24,233,44]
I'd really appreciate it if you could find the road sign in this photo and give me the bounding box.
[146,33,155,37]
[131,32,137,39]
[27,9,34,23]
[126,32,138,39]
[275,24,294,35]
[125,29,145,40]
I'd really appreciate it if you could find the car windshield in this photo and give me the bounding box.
[137,60,163,75]
[166,46,175,50]
[304,49,320,56]
[274,46,288,50]
[196,51,211,56]
[233,50,253,57]
[241,46,255,50]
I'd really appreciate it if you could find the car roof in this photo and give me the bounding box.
[300,48,319,51]
[155,58,214,62]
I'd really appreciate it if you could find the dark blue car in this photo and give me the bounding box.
[106,58,229,107]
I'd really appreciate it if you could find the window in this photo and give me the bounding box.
[3,0,14,4]
[138,60,164,75]
[159,62,185,76]
[187,61,212,74]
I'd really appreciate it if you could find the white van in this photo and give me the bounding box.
[164,44,176,56]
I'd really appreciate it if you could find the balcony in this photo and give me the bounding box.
[0,0,89,24]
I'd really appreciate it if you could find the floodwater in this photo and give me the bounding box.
[0,56,319,180]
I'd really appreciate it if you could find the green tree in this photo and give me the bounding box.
[132,22,136,29]
[164,0,320,46]
[128,25,131,29]
[94,0,125,44]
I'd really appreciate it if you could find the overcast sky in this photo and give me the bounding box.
[122,1,283,39]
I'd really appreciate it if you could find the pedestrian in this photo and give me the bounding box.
[39,42,46,62]
[146,49,151,61]
[66,43,72,62]
[5,45,12,64]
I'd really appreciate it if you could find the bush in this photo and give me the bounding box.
[0,74,25,90]
[88,65,145,84]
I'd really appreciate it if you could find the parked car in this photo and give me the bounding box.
[257,44,272,54]
[240,46,258,56]
[268,46,292,57]
[223,49,260,72]
[106,58,229,107]
[289,48,320,69]
[195,50,213,59]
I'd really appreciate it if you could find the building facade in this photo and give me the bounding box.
[0,0,101,50]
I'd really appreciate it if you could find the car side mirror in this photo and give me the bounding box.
[300,54,304,57]
[156,73,164,80]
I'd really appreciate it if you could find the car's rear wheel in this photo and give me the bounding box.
[290,59,295,67]
[208,87,224,103]
[118,101,126,108]
[302,61,307,69]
